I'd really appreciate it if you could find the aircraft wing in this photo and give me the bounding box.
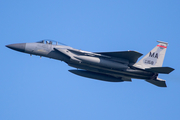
[96,51,143,63]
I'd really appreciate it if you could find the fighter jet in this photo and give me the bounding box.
[6,40,174,87]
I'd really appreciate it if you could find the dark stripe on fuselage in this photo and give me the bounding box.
[68,62,154,80]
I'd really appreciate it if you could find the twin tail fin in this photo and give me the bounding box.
[134,41,168,69]
[134,41,174,87]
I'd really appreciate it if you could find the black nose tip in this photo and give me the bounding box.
[6,43,26,52]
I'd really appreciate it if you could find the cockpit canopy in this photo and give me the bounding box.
[36,40,67,46]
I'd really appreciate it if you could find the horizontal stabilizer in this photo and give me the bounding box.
[145,67,174,74]
[145,78,167,87]
[96,51,143,63]
[69,70,125,82]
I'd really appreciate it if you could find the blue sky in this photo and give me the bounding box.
[1,0,180,120]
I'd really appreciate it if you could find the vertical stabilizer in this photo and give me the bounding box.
[134,41,168,69]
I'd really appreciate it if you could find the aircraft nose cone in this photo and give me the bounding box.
[6,43,26,52]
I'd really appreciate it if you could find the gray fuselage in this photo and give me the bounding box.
[7,40,174,87]
[17,42,154,80]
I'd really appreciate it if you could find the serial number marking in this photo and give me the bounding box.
[144,60,154,65]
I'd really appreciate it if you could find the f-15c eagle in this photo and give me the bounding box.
[6,40,174,87]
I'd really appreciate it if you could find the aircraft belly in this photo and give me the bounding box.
[68,62,152,80]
